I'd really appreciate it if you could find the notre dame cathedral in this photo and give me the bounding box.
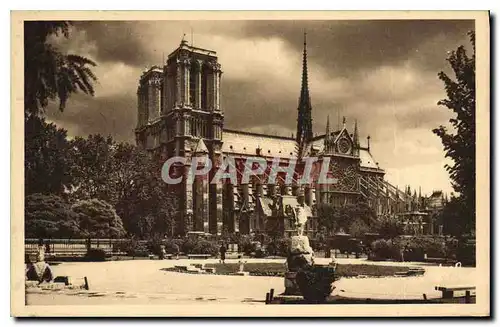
[135,35,433,237]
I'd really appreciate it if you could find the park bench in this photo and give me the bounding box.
[435,286,476,300]
[187,254,212,259]
[225,252,242,259]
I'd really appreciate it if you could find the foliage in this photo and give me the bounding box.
[348,219,370,238]
[316,203,338,235]
[117,238,150,257]
[68,136,180,238]
[70,199,126,238]
[375,215,405,240]
[24,21,97,115]
[296,265,336,304]
[370,236,447,262]
[25,116,74,196]
[316,200,377,236]
[25,193,76,238]
[455,235,476,266]
[440,195,472,237]
[238,235,254,255]
[178,238,219,255]
[204,262,412,278]
[397,236,446,261]
[163,238,183,254]
[433,31,476,235]
[369,239,402,261]
[266,238,291,256]
[192,239,219,256]
[68,134,116,203]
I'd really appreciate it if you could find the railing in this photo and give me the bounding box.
[25,238,130,257]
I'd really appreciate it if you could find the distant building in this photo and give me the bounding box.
[135,36,420,237]
[395,188,449,235]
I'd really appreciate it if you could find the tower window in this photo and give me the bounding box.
[201,66,208,110]
[189,64,196,106]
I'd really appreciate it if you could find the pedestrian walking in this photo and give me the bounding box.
[219,243,227,264]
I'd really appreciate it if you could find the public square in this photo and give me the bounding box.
[26,257,477,305]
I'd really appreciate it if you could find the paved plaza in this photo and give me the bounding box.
[25,258,477,305]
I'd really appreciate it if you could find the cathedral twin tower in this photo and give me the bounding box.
[135,35,387,236]
[136,39,223,158]
[136,39,226,235]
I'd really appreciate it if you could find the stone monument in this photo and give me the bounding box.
[283,194,336,302]
[284,199,314,295]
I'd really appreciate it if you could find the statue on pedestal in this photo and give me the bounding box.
[283,201,336,303]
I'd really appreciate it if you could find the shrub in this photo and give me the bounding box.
[370,236,447,262]
[254,248,267,258]
[180,238,198,254]
[369,239,401,261]
[396,236,446,261]
[85,248,107,261]
[296,265,336,304]
[309,238,327,252]
[266,238,291,257]
[179,238,219,256]
[164,238,182,254]
[375,216,404,239]
[445,237,459,259]
[239,235,254,255]
[120,239,150,257]
[456,236,475,266]
[71,199,126,238]
[192,239,219,256]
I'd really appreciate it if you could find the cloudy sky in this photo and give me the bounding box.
[46,19,474,196]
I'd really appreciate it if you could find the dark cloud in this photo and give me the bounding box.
[72,21,159,66]
[46,93,137,142]
[42,19,477,194]
[239,20,474,75]
[222,80,298,131]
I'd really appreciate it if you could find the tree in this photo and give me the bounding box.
[25,193,77,238]
[440,195,472,237]
[25,115,73,195]
[341,200,377,234]
[433,31,476,234]
[69,134,116,203]
[67,136,180,238]
[112,146,180,238]
[70,199,126,238]
[348,219,370,238]
[375,215,404,240]
[316,203,337,236]
[317,200,377,237]
[24,21,97,116]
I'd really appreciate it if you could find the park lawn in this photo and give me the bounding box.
[205,262,413,278]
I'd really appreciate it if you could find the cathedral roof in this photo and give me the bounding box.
[358,148,380,170]
[222,129,298,158]
[192,138,208,154]
[304,134,383,171]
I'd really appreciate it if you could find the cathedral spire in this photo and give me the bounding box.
[296,31,313,148]
[353,119,360,147]
[324,115,330,150]
[325,115,330,136]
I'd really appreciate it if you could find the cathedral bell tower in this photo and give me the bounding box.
[136,38,224,236]
[162,39,224,236]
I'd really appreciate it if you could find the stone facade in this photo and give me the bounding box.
[135,39,419,237]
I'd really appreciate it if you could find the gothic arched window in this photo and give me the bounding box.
[189,63,197,106]
[201,65,208,109]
